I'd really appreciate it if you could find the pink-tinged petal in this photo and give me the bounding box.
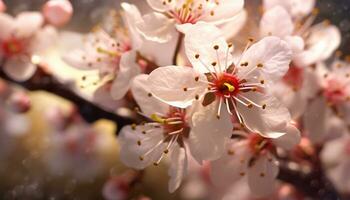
[3,56,37,82]
[110,51,140,100]
[29,25,57,53]
[0,0,6,12]
[146,0,175,12]
[42,0,73,27]
[202,0,244,25]
[14,12,43,38]
[131,74,169,117]
[272,124,301,150]
[0,13,14,39]
[238,36,292,82]
[237,92,291,138]
[321,135,348,166]
[92,84,120,111]
[210,140,250,187]
[288,0,315,18]
[168,145,187,193]
[184,22,233,73]
[284,36,305,55]
[294,25,341,66]
[247,154,279,197]
[136,12,176,43]
[119,125,166,169]
[148,65,207,108]
[121,3,143,50]
[303,97,328,143]
[188,102,233,164]
[260,6,294,38]
[263,0,290,11]
[218,9,247,40]
[328,159,350,193]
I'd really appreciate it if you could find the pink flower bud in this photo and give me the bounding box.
[0,0,6,12]
[102,176,130,200]
[42,0,73,27]
[7,91,31,113]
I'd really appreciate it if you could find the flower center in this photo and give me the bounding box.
[323,79,347,105]
[2,38,24,57]
[248,134,274,155]
[282,65,304,91]
[212,73,240,97]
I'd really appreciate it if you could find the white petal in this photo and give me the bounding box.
[248,155,279,197]
[3,56,37,81]
[184,22,233,73]
[289,0,316,18]
[29,25,57,53]
[272,124,301,150]
[218,9,247,40]
[148,65,207,108]
[14,12,43,38]
[136,12,176,43]
[188,102,232,164]
[321,135,348,166]
[146,0,175,12]
[237,92,291,138]
[92,84,120,111]
[131,74,169,117]
[238,36,292,82]
[119,125,166,169]
[0,13,14,39]
[168,146,187,193]
[210,140,250,187]
[202,0,244,25]
[284,36,305,55]
[121,3,143,50]
[110,51,140,100]
[294,25,341,66]
[260,6,294,38]
[263,0,290,12]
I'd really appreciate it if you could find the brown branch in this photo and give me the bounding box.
[0,67,134,133]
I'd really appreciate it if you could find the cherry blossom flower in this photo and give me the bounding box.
[119,74,232,192]
[148,22,293,138]
[42,0,73,27]
[0,11,56,81]
[211,124,300,197]
[303,61,350,143]
[259,5,340,119]
[63,3,176,101]
[262,1,341,67]
[321,134,350,193]
[45,124,108,181]
[137,0,244,42]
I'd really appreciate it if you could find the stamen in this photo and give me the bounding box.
[96,47,120,57]
[238,94,262,108]
[217,98,223,119]
[225,98,233,115]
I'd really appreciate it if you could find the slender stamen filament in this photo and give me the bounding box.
[233,96,249,107]
[238,94,262,108]
[231,97,244,124]
[96,47,121,57]
[217,98,223,118]
[225,98,233,115]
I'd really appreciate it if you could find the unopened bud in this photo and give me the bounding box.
[42,0,73,27]
[7,91,31,113]
[0,0,6,12]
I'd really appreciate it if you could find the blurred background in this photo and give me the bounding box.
[0,0,350,199]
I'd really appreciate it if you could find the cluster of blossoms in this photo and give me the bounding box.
[0,0,349,199]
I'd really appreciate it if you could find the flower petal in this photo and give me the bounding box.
[237,36,292,82]
[210,140,250,187]
[294,25,341,66]
[260,6,294,38]
[168,145,187,193]
[14,12,43,38]
[136,12,176,43]
[188,102,233,164]
[237,92,291,138]
[247,154,279,197]
[119,125,166,169]
[111,51,140,100]
[272,124,301,150]
[146,0,175,12]
[3,56,37,82]
[120,3,143,50]
[0,13,14,39]
[218,9,247,40]
[202,0,244,25]
[184,22,233,74]
[148,65,207,108]
[131,74,169,117]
